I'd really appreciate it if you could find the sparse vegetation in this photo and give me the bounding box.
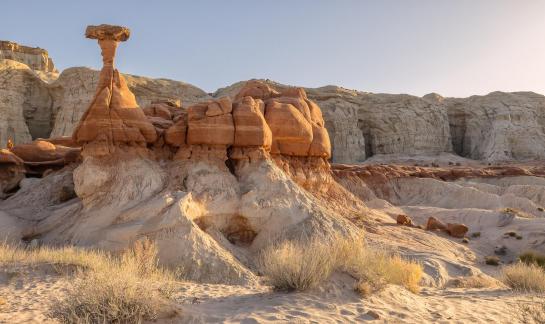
[447,275,499,289]
[0,240,178,323]
[538,207,544,212]
[519,251,545,269]
[485,256,500,266]
[462,238,469,244]
[258,233,423,294]
[471,232,481,238]
[504,231,517,237]
[501,263,545,293]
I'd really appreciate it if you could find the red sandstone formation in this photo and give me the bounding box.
[232,96,272,148]
[9,140,80,176]
[187,97,234,146]
[234,80,280,101]
[72,25,157,156]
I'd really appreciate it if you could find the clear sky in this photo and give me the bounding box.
[2,0,545,97]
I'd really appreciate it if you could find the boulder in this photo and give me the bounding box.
[446,223,469,238]
[426,216,447,231]
[396,214,413,226]
[232,96,272,148]
[265,100,313,156]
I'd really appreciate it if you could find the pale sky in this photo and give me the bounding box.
[2,0,545,97]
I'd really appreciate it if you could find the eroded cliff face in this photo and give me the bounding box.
[2,41,545,163]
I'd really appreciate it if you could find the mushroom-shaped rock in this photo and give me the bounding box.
[9,140,81,176]
[187,98,234,145]
[233,96,272,148]
[73,24,156,156]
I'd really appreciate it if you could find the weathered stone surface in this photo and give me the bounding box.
[85,25,130,41]
[443,92,545,162]
[396,214,413,226]
[187,98,234,146]
[232,96,271,148]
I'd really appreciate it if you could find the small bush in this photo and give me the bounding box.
[471,232,481,238]
[485,256,500,266]
[501,263,545,293]
[257,238,337,291]
[538,207,544,212]
[519,251,545,269]
[258,234,423,294]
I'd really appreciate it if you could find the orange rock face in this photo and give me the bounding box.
[73,25,156,156]
[263,87,331,158]
[187,97,234,146]
[232,96,272,148]
[9,140,81,176]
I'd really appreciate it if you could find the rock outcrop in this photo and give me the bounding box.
[443,92,545,162]
[0,149,24,198]
[0,41,57,74]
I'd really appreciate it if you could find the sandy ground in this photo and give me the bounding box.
[0,265,542,324]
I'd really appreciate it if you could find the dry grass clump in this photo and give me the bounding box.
[257,237,337,291]
[258,233,423,294]
[1,240,177,323]
[501,263,545,293]
[519,251,545,269]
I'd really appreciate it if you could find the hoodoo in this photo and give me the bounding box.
[73,25,157,157]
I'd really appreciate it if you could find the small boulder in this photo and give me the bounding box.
[446,223,469,238]
[425,217,447,231]
[396,214,413,226]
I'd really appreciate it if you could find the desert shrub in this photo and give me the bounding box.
[0,240,177,323]
[519,251,545,269]
[258,233,423,294]
[485,256,500,266]
[501,263,545,293]
[257,237,337,291]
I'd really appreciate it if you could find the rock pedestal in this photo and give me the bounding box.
[73,25,156,157]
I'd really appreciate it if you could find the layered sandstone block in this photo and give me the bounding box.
[232,96,271,148]
[187,97,234,146]
[72,25,157,156]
